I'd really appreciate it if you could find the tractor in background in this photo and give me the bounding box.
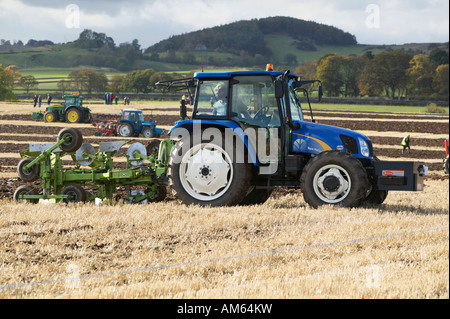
[91,109,166,138]
[32,94,92,123]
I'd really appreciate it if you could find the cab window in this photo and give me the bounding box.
[195,80,229,117]
[230,75,280,128]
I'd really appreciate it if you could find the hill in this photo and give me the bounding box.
[0,16,448,74]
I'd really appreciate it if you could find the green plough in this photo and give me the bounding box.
[14,128,174,204]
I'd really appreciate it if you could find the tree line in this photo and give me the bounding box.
[1,48,448,101]
[298,48,449,99]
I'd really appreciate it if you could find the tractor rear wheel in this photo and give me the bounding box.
[17,157,40,182]
[13,185,39,203]
[118,123,134,137]
[300,151,369,208]
[168,135,252,207]
[58,128,83,153]
[65,107,82,123]
[62,185,87,203]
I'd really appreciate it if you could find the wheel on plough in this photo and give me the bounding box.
[300,151,369,208]
[58,128,83,153]
[62,185,87,204]
[17,157,40,182]
[239,187,273,206]
[146,139,161,158]
[13,185,39,204]
[168,135,252,207]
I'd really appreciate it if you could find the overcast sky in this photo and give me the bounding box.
[0,0,448,48]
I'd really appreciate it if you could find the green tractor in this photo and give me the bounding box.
[32,94,92,123]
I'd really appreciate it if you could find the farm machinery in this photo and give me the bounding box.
[92,109,166,138]
[16,65,428,208]
[13,127,173,204]
[153,65,428,208]
[33,94,92,123]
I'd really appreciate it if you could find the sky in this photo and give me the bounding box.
[0,0,448,48]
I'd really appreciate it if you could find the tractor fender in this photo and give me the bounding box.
[168,120,259,166]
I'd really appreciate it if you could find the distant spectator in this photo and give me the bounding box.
[124,97,127,105]
[47,94,52,105]
[33,95,37,107]
[115,96,119,104]
[401,135,411,154]
[38,95,42,108]
[127,97,130,105]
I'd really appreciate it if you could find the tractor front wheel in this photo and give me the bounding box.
[142,127,155,138]
[300,151,369,208]
[44,110,58,122]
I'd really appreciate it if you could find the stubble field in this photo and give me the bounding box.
[0,101,448,299]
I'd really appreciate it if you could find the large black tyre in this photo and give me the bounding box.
[58,128,83,153]
[17,157,40,182]
[13,185,39,203]
[168,135,252,207]
[62,185,87,204]
[65,107,82,123]
[146,139,161,158]
[300,151,369,208]
[240,187,273,206]
[118,123,134,137]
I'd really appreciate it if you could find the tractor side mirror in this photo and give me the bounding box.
[274,80,284,99]
[180,99,187,120]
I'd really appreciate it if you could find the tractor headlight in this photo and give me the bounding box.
[358,137,370,157]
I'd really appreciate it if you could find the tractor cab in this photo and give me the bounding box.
[64,94,83,109]
[155,65,425,208]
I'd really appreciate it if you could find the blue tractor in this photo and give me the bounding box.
[117,109,165,138]
[157,66,427,208]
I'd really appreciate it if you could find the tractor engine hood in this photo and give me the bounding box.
[292,121,373,159]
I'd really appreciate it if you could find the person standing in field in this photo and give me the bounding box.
[402,134,411,154]
[47,94,52,105]
[33,95,37,107]
[38,95,42,108]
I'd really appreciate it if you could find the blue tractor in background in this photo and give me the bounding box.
[156,65,427,208]
[117,109,165,138]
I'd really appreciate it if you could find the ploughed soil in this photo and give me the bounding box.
[0,110,448,200]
